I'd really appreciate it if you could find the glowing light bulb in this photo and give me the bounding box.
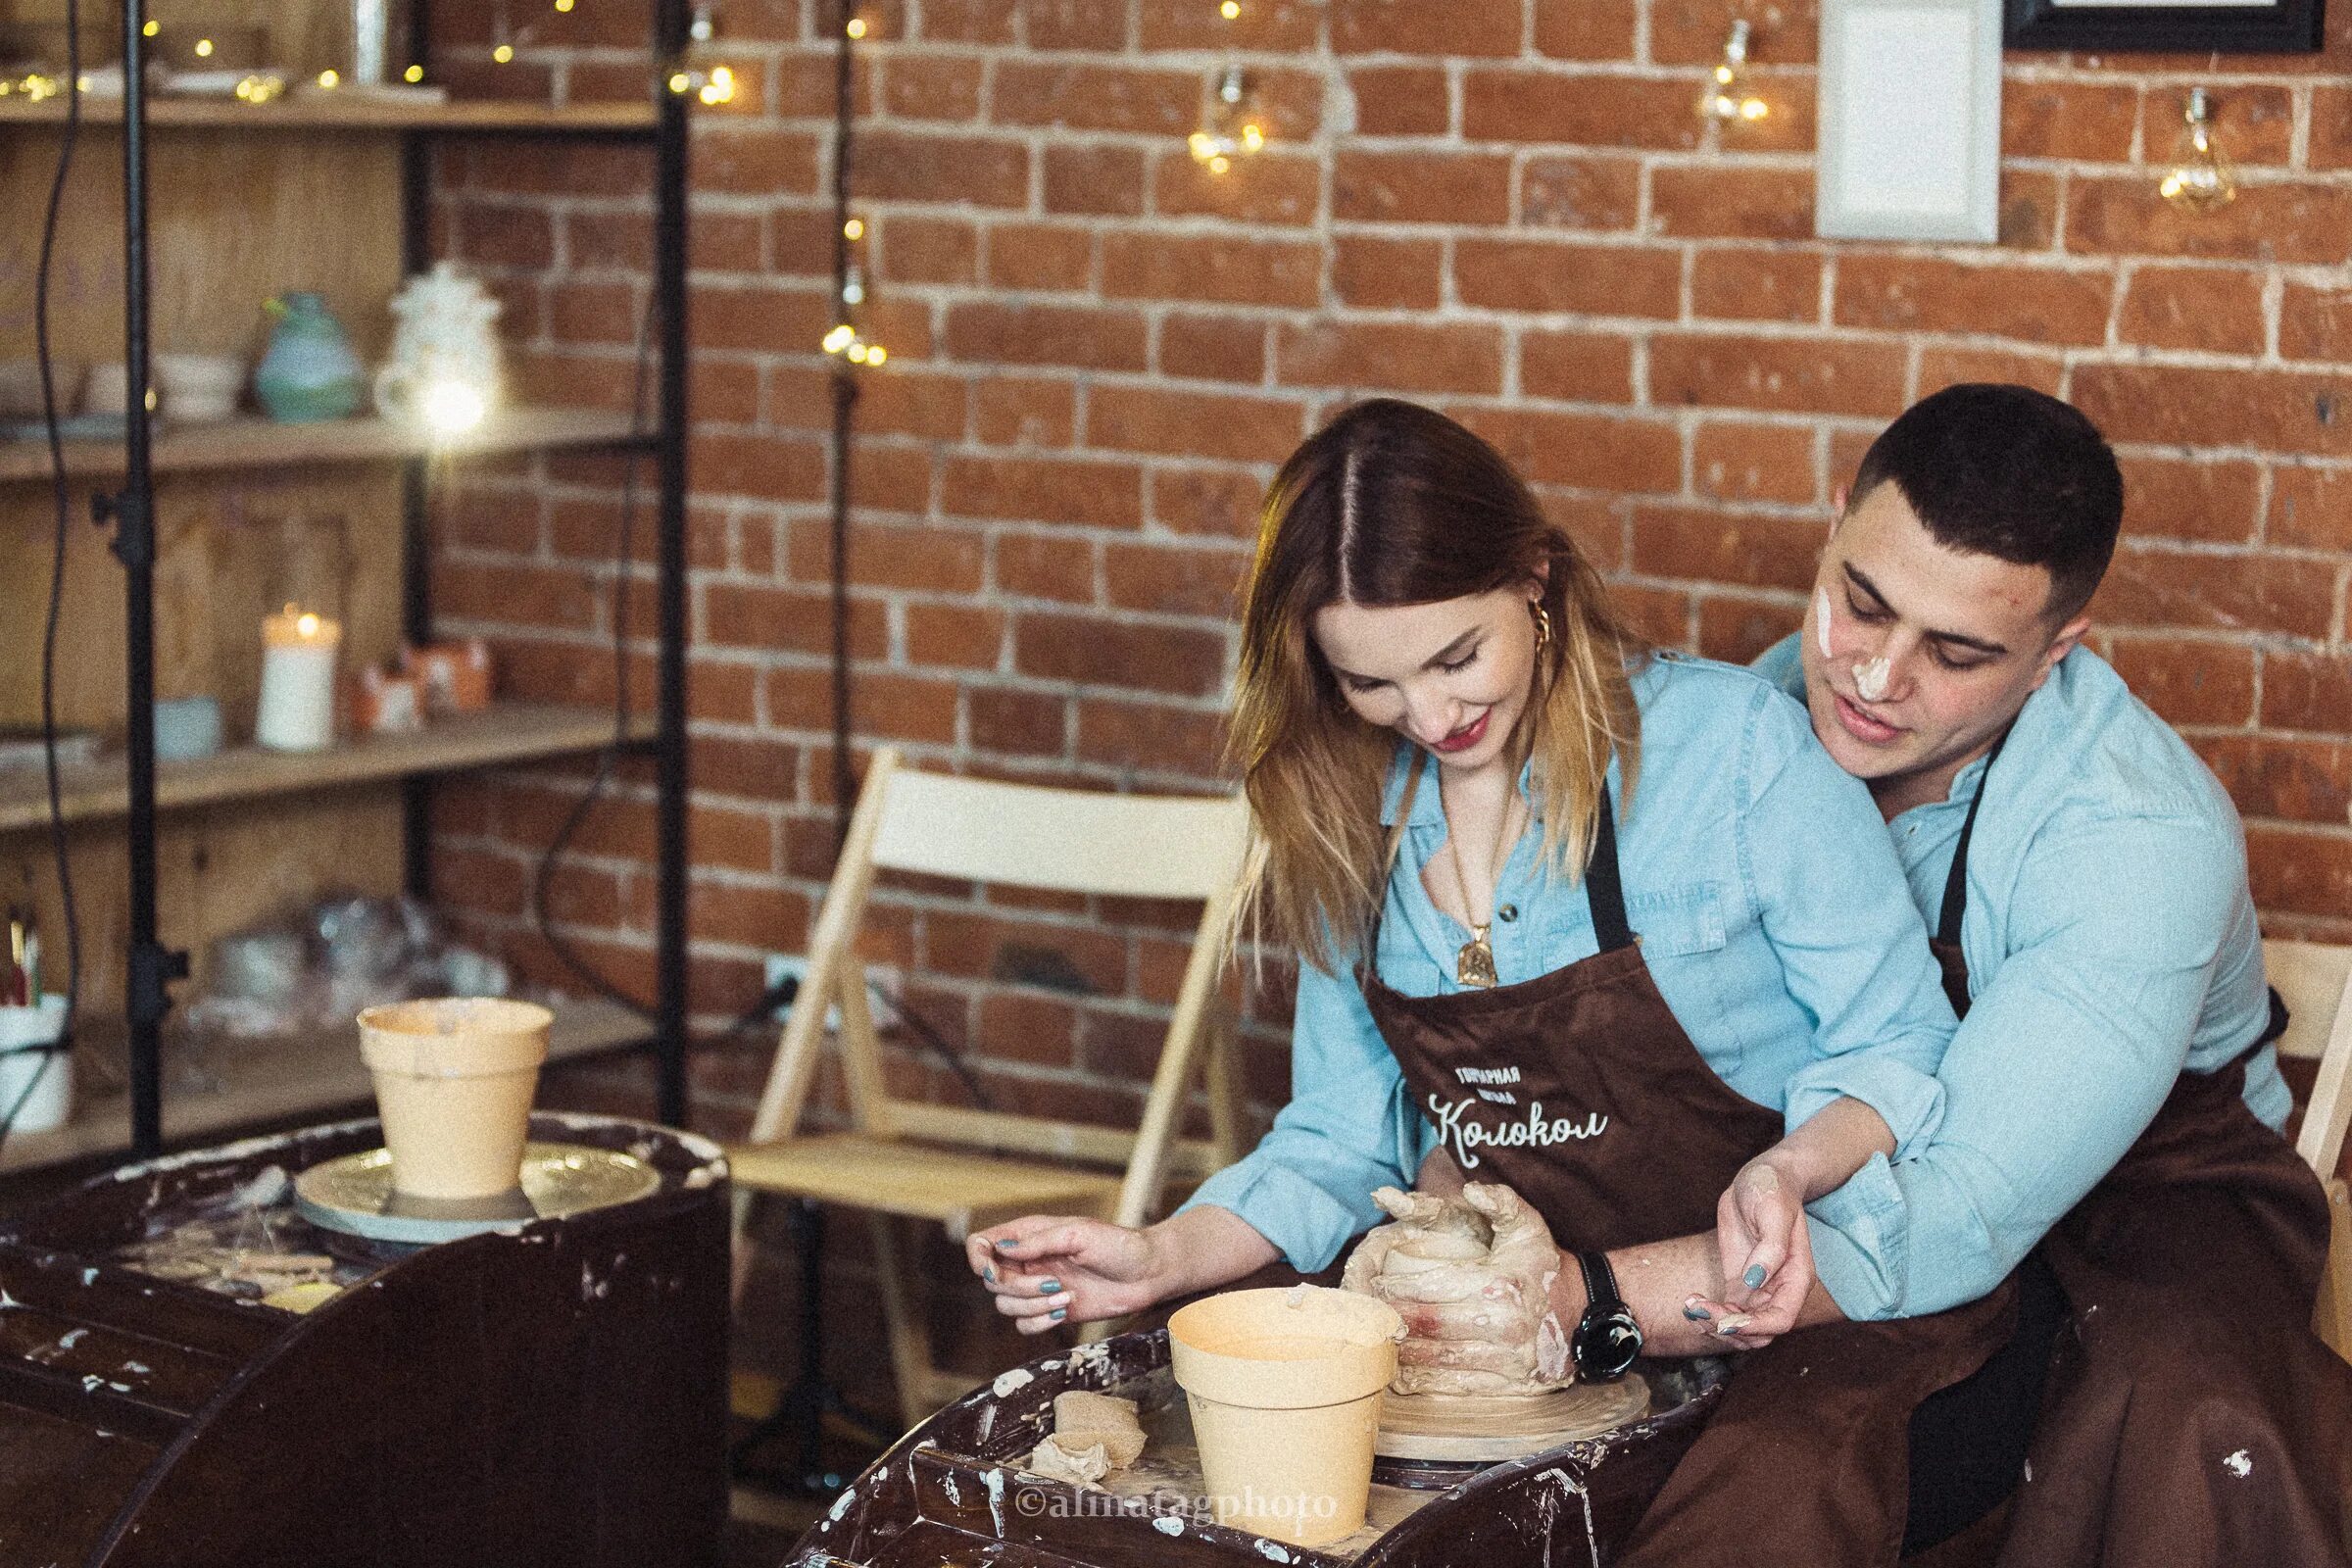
[846,17,867,38]
[1697,20,1769,123]
[2159,88,2237,213]
[865,345,887,366]
[842,266,866,306]
[317,69,340,88]
[557,0,576,10]
[421,380,490,435]
[844,218,865,240]
[699,65,736,105]
[822,323,858,354]
[405,64,425,83]
[1220,0,1241,16]
[1190,66,1264,172]
[296,612,321,638]
[141,19,160,36]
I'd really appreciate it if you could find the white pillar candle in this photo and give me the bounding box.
[256,607,343,752]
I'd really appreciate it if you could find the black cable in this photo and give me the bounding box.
[701,975,994,1112]
[530,291,660,1022]
[1,0,87,1161]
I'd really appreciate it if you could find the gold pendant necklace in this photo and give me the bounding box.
[1446,793,1517,991]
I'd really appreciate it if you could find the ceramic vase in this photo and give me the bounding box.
[357,997,550,1199]
[254,292,364,422]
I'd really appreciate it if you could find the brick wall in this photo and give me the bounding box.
[421,0,2352,1176]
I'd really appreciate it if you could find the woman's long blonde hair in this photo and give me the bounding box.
[1228,399,1646,974]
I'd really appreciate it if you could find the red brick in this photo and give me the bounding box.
[1535,0,1637,58]
[942,453,1147,527]
[1102,232,1324,309]
[2074,364,2352,460]
[1691,250,1819,324]
[1018,0,1131,49]
[925,0,1020,43]
[1997,172,2064,251]
[858,129,1030,207]
[1544,492,1628,570]
[946,302,1149,371]
[1152,467,1267,539]
[1650,166,1814,241]
[973,376,1076,446]
[1612,584,1695,650]
[1014,613,1229,696]
[1139,0,1323,50]
[689,734,803,806]
[974,994,1079,1068]
[1348,65,1450,135]
[2119,266,2264,356]
[1087,386,1308,464]
[432,560,597,631]
[855,369,970,442]
[2092,547,2335,639]
[689,659,760,725]
[694,280,833,355]
[1454,238,1681,318]
[1335,149,1513,226]
[968,686,1069,756]
[2281,284,2352,365]
[878,216,978,283]
[1650,0,1818,63]
[2148,83,2295,167]
[2264,648,2352,735]
[1697,595,1807,663]
[692,212,763,275]
[705,583,890,657]
[1160,313,1270,383]
[2115,455,2260,546]
[2196,737,2352,827]
[694,126,822,196]
[1518,330,1636,404]
[691,432,826,503]
[1334,234,1445,311]
[1651,334,1907,418]
[992,61,1198,134]
[2068,176,2352,267]
[2316,85,2352,172]
[1043,143,1148,217]
[1103,542,1252,617]
[1520,155,1642,231]
[453,206,556,270]
[693,880,812,954]
[1916,347,2066,399]
[2267,465,2352,553]
[1152,151,1321,227]
[2105,636,2255,728]
[1695,421,1816,505]
[1452,406,1681,494]
[906,604,1006,669]
[2245,826,2352,919]
[1332,0,1524,57]
[1278,318,1503,395]
[1462,69,1701,150]
[996,533,1098,603]
[985,222,1096,293]
[1835,256,2112,347]
[1075,698,1230,773]
[882,54,984,120]
[2001,81,2138,162]
[1631,504,1826,592]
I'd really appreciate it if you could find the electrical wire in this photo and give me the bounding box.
[702,975,994,1113]
[1,0,86,1160]
[529,291,660,1023]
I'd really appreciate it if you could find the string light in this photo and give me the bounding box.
[494,43,515,63]
[317,69,341,89]
[1220,0,1240,16]
[843,218,864,240]
[405,64,425,83]
[846,17,867,38]
[1697,20,1768,123]
[141,19,159,35]
[1189,65,1265,174]
[194,37,216,57]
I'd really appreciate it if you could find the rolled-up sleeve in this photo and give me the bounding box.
[1176,955,1427,1272]
[1807,808,2231,1319]
[1738,689,1956,1160]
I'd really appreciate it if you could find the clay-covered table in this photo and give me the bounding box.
[0,1112,730,1568]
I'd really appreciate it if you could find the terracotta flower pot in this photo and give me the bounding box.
[1167,1286,1402,1547]
[357,997,550,1200]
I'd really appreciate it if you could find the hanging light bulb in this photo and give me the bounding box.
[666,5,740,104]
[2158,88,2237,213]
[1188,66,1266,175]
[1697,20,1768,123]
[1219,0,1241,17]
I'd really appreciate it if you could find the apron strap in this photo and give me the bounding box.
[1588,784,1636,954]
[1935,725,2013,951]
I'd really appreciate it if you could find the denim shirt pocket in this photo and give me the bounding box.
[1624,880,1728,957]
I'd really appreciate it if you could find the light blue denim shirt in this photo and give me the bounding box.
[1181,654,1960,1284]
[1755,637,2289,1320]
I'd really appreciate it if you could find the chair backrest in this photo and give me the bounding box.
[871,766,1248,901]
[2267,939,2352,1183]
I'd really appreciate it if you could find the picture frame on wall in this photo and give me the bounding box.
[2005,0,2325,53]
[1818,0,2003,244]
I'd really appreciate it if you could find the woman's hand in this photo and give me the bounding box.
[964,1215,1172,1334]
[1692,1154,1816,1349]
[1347,1182,1573,1392]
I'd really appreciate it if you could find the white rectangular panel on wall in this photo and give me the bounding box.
[1817,0,2002,243]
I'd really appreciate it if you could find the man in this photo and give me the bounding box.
[1740,384,2349,1563]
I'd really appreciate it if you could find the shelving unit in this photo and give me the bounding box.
[0,1,694,1162]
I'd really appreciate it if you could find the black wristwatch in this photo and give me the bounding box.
[1571,1250,1643,1382]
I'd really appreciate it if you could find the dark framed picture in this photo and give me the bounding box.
[2005,0,2325,51]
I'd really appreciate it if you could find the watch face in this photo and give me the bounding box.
[1574,1307,1643,1381]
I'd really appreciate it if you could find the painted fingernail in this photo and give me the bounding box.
[984,1266,996,1283]
[1041,1279,1063,1296]
[1682,1296,1712,1322]
[995,1238,1016,1250]
[1050,1307,1067,1322]
[1743,1264,1767,1291]
[1715,1313,1755,1337]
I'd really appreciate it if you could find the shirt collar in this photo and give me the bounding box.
[1377,744,1541,827]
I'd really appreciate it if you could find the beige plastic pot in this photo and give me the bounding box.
[357,998,550,1200]
[1167,1285,1403,1547]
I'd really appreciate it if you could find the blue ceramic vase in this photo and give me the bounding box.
[253,292,364,422]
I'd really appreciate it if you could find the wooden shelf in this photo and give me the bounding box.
[0,702,657,834]
[0,95,658,134]
[0,996,650,1174]
[0,406,646,485]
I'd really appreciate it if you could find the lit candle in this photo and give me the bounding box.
[257,606,343,752]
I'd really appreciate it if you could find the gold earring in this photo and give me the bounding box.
[1532,604,1553,657]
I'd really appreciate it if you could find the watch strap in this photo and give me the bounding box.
[1577,1249,1622,1312]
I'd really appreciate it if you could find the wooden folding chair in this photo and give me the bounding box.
[2265,939,2352,1363]
[728,748,1253,1430]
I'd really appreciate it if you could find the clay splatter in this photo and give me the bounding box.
[992,1367,1035,1397]
[1852,655,1892,703]
[984,1467,1007,1534]
[1253,1541,1292,1562]
[2224,1449,2253,1479]
[1152,1515,1185,1537]
[1814,587,1835,659]
[827,1488,856,1522]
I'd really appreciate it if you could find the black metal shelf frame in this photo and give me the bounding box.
[105,1,695,1154]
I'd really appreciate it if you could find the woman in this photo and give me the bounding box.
[966,401,2015,1562]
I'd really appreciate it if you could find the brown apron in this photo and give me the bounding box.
[1361,762,2014,1566]
[1923,745,2352,1566]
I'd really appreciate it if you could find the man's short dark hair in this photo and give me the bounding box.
[1848,383,2124,621]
